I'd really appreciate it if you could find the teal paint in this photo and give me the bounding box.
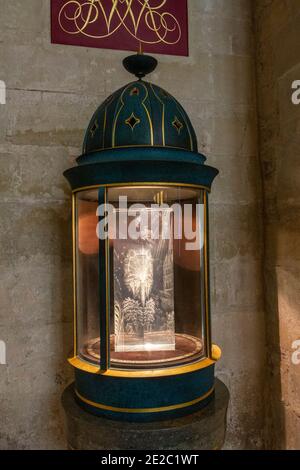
[64,54,219,422]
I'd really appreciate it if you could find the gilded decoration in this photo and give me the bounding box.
[125,112,141,130]
[172,116,183,134]
[82,81,198,154]
[58,0,182,46]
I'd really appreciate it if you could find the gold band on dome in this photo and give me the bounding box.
[72,182,211,194]
[79,143,202,155]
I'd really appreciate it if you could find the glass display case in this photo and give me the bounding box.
[75,185,208,370]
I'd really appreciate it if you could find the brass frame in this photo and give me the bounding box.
[104,187,110,366]
[69,344,221,377]
[72,182,211,194]
[71,182,216,376]
[72,193,78,356]
[203,191,212,358]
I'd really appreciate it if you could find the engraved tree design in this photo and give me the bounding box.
[122,298,141,335]
[143,298,156,333]
[122,297,156,339]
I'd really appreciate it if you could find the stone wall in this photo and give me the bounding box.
[0,0,264,449]
[255,0,300,449]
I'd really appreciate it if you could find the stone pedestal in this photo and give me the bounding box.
[61,379,229,450]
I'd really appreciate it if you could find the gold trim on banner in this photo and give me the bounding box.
[58,1,182,46]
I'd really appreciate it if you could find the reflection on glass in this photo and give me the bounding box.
[76,193,100,363]
[108,186,205,369]
[75,186,207,370]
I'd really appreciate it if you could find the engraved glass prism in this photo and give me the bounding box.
[113,207,175,353]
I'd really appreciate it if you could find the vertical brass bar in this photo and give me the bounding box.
[204,191,212,358]
[105,187,111,368]
[72,193,77,356]
[98,187,110,370]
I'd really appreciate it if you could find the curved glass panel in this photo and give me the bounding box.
[108,185,207,369]
[74,185,208,370]
[75,189,100,364]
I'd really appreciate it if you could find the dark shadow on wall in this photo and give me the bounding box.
[253,1,285,449]
[254,0,300,450]
[263,264,286,449]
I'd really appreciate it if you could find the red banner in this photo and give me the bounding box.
[51,0,189,56]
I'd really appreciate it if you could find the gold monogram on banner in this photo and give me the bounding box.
[58,0,182,45]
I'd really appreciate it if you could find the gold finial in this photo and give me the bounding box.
[138,41,143,55]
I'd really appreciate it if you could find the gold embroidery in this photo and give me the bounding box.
[58,0,182,46]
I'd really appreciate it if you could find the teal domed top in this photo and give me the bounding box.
[65,54,218,193]
[82,57,198,157]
